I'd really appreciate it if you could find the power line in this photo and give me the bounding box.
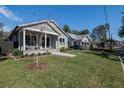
[104,6,111,40]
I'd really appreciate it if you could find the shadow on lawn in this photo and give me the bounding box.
[83,51,119,61]
[0,56,9,62]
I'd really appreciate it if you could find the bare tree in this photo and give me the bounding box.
[0,22,4,41]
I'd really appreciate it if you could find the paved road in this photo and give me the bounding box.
[117,48,124,64]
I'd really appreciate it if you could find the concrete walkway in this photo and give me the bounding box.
[117,48,124,71]
[23,49,76,57]
[51,52,76,57]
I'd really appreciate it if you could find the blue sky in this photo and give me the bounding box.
[0,5,124,40]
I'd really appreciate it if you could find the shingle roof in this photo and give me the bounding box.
[67,32,88,40]
[67,33,77,39]
[9,20,69,39]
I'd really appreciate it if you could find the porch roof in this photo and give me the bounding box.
[24,28,59,36]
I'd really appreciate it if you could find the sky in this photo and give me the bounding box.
[0,5,124,40]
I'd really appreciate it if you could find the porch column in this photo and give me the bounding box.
[40,33,42,49]
[36,32,38,47]
[18,31,21,50]
[23,29,25,51]
[45,33,47,49]
[57,36,59,51]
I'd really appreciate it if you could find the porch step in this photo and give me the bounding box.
[23,50,48,55]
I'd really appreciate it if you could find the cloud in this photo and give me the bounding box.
[4,26,11,32]
[0,6,23,22]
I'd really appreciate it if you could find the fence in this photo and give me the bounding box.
[0,41,13,55]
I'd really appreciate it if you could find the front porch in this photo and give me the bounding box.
[23,49,76,57]
[18,28,60,54]
[23,49,58,55]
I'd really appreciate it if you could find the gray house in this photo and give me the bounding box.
[9,20,70,55]
[67,33,90,49]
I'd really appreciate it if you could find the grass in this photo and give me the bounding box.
[0,50,124,88]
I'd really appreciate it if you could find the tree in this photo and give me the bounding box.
[91,24,109,42]
[118,15,124,38]
[82,29,89,34]
[72,30,82,35]
[90,24,109,47]
[90,30,97,42]
[0,22,4,41]
[3,32,10,40]
[63,25,71,33]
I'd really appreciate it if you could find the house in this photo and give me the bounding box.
[9,20,70,55]
[67,33,90,49]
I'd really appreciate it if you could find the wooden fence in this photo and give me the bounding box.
[0,41,13,54]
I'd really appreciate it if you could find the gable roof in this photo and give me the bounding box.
[67,33,77,40]
[67,32,90,41]
[9,20,69,39]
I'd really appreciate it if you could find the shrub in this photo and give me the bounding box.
[42,52,47,55]
[30,53,35,57]
[38,53,42,56]
[20,55,25,58]
[12,48,22,56]
[47,52,51,55]
[0,47,2,55]
[25,54,29,57]
[67,48,73,50]
[2,53,7,56]
[60,47,70,52]
[60,47,65,52]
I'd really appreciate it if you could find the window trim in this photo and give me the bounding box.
[59,38,65,45]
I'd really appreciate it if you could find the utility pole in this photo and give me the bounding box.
[104,6,113,51]
[111,33,113,50]
[104,6,111,40]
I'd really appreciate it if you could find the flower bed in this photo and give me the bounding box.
[26,63,48,70]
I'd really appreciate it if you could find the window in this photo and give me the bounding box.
[59,38,62,42]
[59,38,65,45]
[26,35,36,46]
[62,38,65,44]
[62,38,65,42]
[32,36,36,45]
[26,35,30,45]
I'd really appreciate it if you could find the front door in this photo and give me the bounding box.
[42,37,50,48]
[47,37,50,48]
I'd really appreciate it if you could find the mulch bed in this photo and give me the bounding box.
[26,63,48,70]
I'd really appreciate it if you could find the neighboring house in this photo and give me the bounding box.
[9,20,70,55]
[114,40,124,48]
[67,33,90,49]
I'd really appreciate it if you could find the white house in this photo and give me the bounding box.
[9,20,70,55]
[9,20,90,55]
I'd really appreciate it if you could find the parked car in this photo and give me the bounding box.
[72,45,82,49]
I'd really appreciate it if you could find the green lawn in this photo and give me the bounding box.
[0,50,124,88]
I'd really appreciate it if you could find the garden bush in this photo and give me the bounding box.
[60,47,66,52]
[42,52,47,55]
[47,52,51,55]
[12,48,22,56]
[38,53,42,56]
[30,53,36,57]
[60,47,72,52]
[0,47,2,55]
[25,54,29,57]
